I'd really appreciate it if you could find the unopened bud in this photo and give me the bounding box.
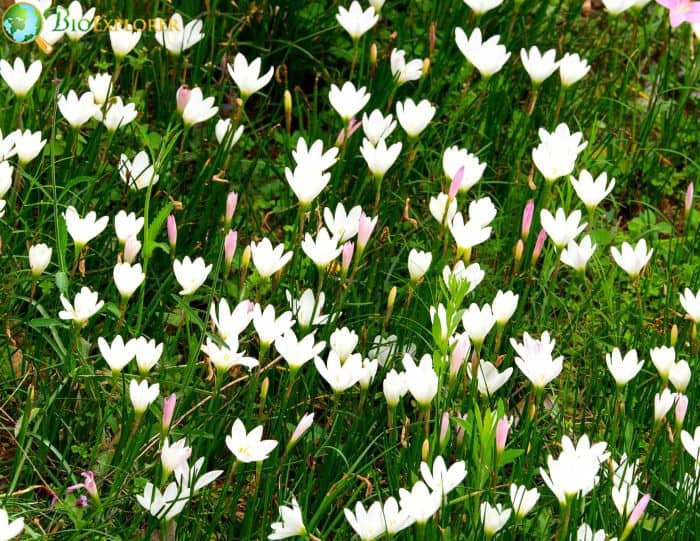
[421,437,430,462]
[621,493,650,541]
[224,231,237,268]
[439,412,450,451]
[369,43,378,67]
[288,412,314,449]
[670,324,678,347]
[495,416,510,455]
[225,192,238,226]
[260,377,269,403]
[176,85,191,114]
[242,245,251,272]
[167,215,177,251]
[124,235,141,263]
[685,182,694,220]
[521,199,535,240]
[342,241,354,274]
[448,166,463,199]
[429,22,437,57]
[450,337,469,379]
[530,229,547,265]
[422,58,431,77]
[162,393,176,435]
[388,286,397,312]
[284,89,292,134]
[675,393,688,427]
[514,239,524,263]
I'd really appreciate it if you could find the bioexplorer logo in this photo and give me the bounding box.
[1,2,43,45]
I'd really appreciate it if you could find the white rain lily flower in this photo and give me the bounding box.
[336,1,378,41]
[63,206,108,248]
[679,288,700,323]
[681,426,700,462]
[383,369,408,406]
[301,227,343,268]
[442,146,486,192]
[0,58,41,97]
[511,331,564,389]
[396,98,435,138]
[343,501,386,541]
[13,129,46,164]
[612,482,640,517]
[610,239,653,278]
[492,290,518,325]
[133,337,164,375]
[215,119,245,149]
[58,90,101,128]
[468,196,497,228]
[455,27,511,77]
[119,151,159,191]
[570,171,615,210]
[463,0,504,15]
[576,524,608,541]
[129,379,160,414]
[64,1,95,41]
[403,353,439,406]
[181,87,218,126]
[269,497,307,540]
[329,81,370,122]
[113,262,145,299]
[28,243,52,276]
[286,289,329,328]
[97,335,135,374]
[398,481,442,524]
[470,359,513,396]
[362,109,397,145]
[540,208,586,250]
[88,72,112,105]
[173,256,212,296]
[226,418,278,462]
[161,437,192,477]
[559,53,591,87]
[360,137,402,179]
[210,298,254,340]
[520,46,559,84]
[136,482,189,521]
[285,162,332,206]
[174,456,223,494]
[252,304,295,346]
[275,330,325,371]
[408,249,432,282]
[649,345,675,380]
[654,388,677,421]
[154,13,204,55]
[480,502,511,537]
[291,137,339,172]
[314,351,363,392]
[0,508,24,540]
[109,22,141,59]
[330,327,359,362]
[114,210,144,245]
[201,336,259,373]
[669,360,691,393]
[449,212,492,253]
[443,260,484,292]
[382,497,414,535]
[606,348,644,386]
[602,0,636,14]
[390,49,423,85]
[0,131,16,161]
[359,357,379,388]
[324,203,361,242]
[98,97,138,132]
[421,455,467,497]
[560,235,596,272]
[59,287,104,326]
[227,53,274,100]
[250,238,293,278]
[510,484,540,518]
[0,161,13,196]
[462,303,496,346]
[429,192,458,224]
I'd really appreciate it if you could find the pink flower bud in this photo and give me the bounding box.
[521,199,535,240]
[495,416,510,454]
[336,117,362,146]
[162,393,176,432]
[167,215,177,250]
[342,241,354,272]
[124,235,141,263]
[439,411,450,448]
[448,166,464,199]
[455,412,467,447]
[225,191,238,224]
[675,393,688,426]
[289,412,314,446]
[450,337,469,378]
[81,471,98,500]
[686,182,695,219]
[357,212,378,252]
[224,230,238,267]
[176,85,192,113]
[531,229,547,265]
[514,239,524,263]
[624,493,650,536]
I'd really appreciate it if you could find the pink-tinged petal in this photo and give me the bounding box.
[669,10,685,27]
[656,0,678,8]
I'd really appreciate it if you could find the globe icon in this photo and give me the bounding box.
[2,3,43,44]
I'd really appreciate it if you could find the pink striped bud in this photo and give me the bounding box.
[621,493,650,540]
[357,212,378,253]
[675,393,688,426]
[225,192,238,225]
[686,182,694,219]
[342,241,354,273]
[495,416,510,454]
[448,166,464,199]
[450,337,469,379]
[521,199,535,240]
[176,85,192,114]
[224,230,238,267]
[162,393,176,433]
[288,412,314,449]
[167,215,177,251]
[531,229,547,265]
